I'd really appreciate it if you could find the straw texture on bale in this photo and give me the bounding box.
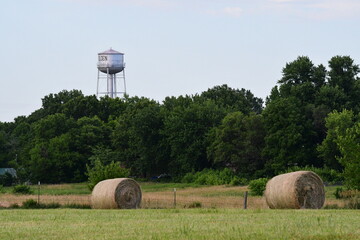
[91,178,142,209]
[265,171,325,209]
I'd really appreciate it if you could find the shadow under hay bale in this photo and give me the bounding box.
[265,171,325,209]
[91,178,142,209]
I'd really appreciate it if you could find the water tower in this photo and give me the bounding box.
[97,48,126,98]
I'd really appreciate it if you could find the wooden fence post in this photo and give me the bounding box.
[38,181,41,204]
[244,191,248,209]
[173,188,176,208]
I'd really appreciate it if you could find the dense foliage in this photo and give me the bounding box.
[0,172,16,186]
[0,56,360,190]
[248,178,268,196]
[280,166,343,184]
[12,184,33,194]
[86,160,130,190]
[181,168,246,186]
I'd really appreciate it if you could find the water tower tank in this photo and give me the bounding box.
[97,48,125,74]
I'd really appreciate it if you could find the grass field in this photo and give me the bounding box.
[1,183,91,195]
[1,208,359,240]
[0,183,347,209]
[0,183,358,239]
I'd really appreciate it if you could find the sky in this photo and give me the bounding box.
[1,0,360,122]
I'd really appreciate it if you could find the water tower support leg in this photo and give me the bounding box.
[106,68,110,97]
[97,70,100,97]
[114,74,117,98]
[123,69,127,96]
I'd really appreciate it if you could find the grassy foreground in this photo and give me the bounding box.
[1,209,359,240]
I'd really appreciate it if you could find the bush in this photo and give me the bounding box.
[0,185,4,193]
[0,172,16,186]
[181,168,241,186]
[86,159,130,190]
[229,176,248,186]
[12,185,33,194]
[22,199,61,209]
[248,178,268,196]
[334,187,344,199]
[182,172,196,183]
[22,199,39,208]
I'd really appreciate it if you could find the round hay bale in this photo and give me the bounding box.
[264,171,325,209]
[91,178,142,209]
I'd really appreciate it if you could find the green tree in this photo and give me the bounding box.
[97,96,127,121]
[163,99,226,176]
[111,97,166,177]
[41,90,84,116]
[318,110,355,171]
[27,114,80,182]
[62,95,100,119]
[263,56,360,176]
[328,56,359,95]
[89,146,121,166]
[276,56,326,104]
[73,116,109,155]
[263,97,317,174]
[86,159,130,190]
[0,129,8,167]
[201,84,263,114]
[32,113,74,141]
[279,56,326,86]
[29,133,82,183]
[207,112,265,178]
[337,122,360,190]
[69,116,110,181]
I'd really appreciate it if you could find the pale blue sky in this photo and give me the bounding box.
[1,0,360,122]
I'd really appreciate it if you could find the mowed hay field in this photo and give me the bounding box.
[0,183,347,209]
[1,209,360,240]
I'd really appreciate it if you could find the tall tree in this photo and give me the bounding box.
[41,90,84,116]
[263,97,318,174]
[97,96,127,121]
[29,133,82,183]
[276,56,326,104]
[317,110,355,171]
[201,84,263,114]
[0,128,8,167]
[27,114,77,182]
[162,99,227,176]
[336,121,360,190]
[62,95,100,120]
[111,97,166,177]
[264,56,360,175]
[328,56,359,95]
[207,112,265,178]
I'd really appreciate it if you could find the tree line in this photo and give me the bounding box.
[0,55,359,189]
